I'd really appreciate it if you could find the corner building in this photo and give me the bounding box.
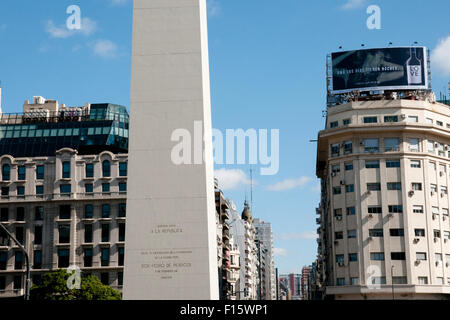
[316,97,450,299]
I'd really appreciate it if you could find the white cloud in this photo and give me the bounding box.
[273,248,288,257]
[265,176,312,191]
[278,232,318,240]
[45,17,97,38]
[341,0,365,10]
[214,168,251,190]
[207,0,221,17]
[431,36,450,76]
[91,39,118,58]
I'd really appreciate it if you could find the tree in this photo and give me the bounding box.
[30,269,121,300]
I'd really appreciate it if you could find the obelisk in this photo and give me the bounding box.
[123,0,219,299]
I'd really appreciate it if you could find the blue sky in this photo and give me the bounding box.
[0,0,449,274]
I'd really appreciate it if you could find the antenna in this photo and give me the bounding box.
[250,167,253,210]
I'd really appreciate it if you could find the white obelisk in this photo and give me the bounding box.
[123,0,219,299]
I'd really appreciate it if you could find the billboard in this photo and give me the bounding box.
[331,47,428,94]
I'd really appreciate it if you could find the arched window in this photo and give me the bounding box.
[2,164,10,181]
[102,160,111,177]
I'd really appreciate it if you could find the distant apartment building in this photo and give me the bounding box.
[279,273,301,300]
[254,218,276,300]
[316,90,450,299]
[0,97,129,298]
[300,265,312,300]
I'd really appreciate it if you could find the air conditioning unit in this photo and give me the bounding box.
[340,180,345,185]
[441,192,445,197]
[408,190,415,196]
[444,216,447,221]
[434,237,439,242]
[368,213,373,218]
[446,145,449,150]
[415,260,421,266]
[401,114,406,119]
[435,142,439,147]
[367,190,372,195]
[440,171,444,177]
[337,262,344,267]
[436,261,442,267]
[336,216,342,221]
[331,172,336,177]
[413,238,420,243]
[444,238,448,243]
[432,214,437,220]
[431,191,435,196]
[334,240,339,245]
[368,236,373,241]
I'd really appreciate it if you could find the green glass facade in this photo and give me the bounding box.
[0,103,129,157]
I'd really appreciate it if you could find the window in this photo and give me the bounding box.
[102,204,110,218]
[13,276,22,290]
[364,139,379,153]
[428,140,435,153]
[371,277,386,285]
[436,277,444,285]
[119,223,125,242]
[415,229,425,237]
[2,164,10,181]
[17,166,26,180]
[344,162,353,171]
[348,253,358,262]
[85,183,93,193]
[119,182,127,192]
[431,184,437,194]
[34,226,42,245]
[408,116,418,122]
[16,207,24,221]
[84,248,93,267]
[331,164,340,173]
[386,160,400,168]
[332,187,341,195]
[118,203,126,217]
[348,230,356,239]
[102,160,111,177]
[441,187,448,195]
[350,277,358,285]
[343,119,351,125]
[444,231,450,240]
[443,208,449,216]
[347,207,355,216]
[17,186,25,196]
[384,116,398,123]
[2,187,10,197]
[426,118,433,124]
[434,229,441,238]
[343,141,352,154]
[119,162,127,177]
[118,248,125,266]
[84,224,93,243]
[59,205,71,219]
[101,224,110,243]
[36,185,44,195]
[62,161,70,179]
[102,183,110,193]
[58,225,70,244]
[429,162,436,171]
[364,116,377,123]
[58,249,70,268]
[85,163,94,178]
[101,248,110,267]
[336,278,345,286]
[336,255,344,263]
[335,232,343,240]
[392,277,407,284]
[100,272,109,285]
[369,229,383,237]
[0,276,5,290]
[385,138,399,152]
[388,205,403,213]
[15,226,24,245]
[60,184,71,194]
[334,208,342,218]
[36,165,44,180]
[84,205,93,219]
[432,207,439,218]
[438,143,445,156]
[0,208,8,222]
[418,277,428,285]
[15,251,23,270]
[367,183,381,191]
[0,252,7,270]
[410,160,421,168]
[435,253,443,263]
[330,121,338,128]
[411,183,422,191]
[437,120,443,126]
[33,250,42,269]
[390,229,404,237]
[416,252,427,261]
[345,184,354,193]
[387,182,401,190]
[370,252,385,261]
[391,252,406,260]
[365,160,380,168]
[368,206,382,214]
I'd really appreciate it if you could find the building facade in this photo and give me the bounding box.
[0,97,129,298]
[316,91,450,299]
[279,273,301,300]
